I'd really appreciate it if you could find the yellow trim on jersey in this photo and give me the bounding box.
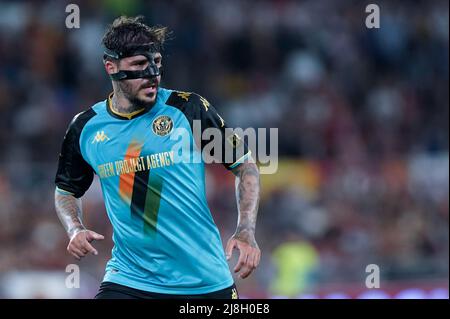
[229,150,252,169]
[108,93,146,120]
[55,186,75,196]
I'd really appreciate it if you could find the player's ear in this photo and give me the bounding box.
[104,59,118,75]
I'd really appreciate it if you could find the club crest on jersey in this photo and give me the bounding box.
[152,115,173,136]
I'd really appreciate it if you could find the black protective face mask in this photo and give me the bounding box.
[103,43,162,81]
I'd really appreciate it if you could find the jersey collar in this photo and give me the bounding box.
[106,93,151,120]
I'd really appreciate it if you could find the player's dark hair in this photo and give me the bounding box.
[102,16,170,61]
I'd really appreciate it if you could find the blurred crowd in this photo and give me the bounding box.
[0,0,448,298]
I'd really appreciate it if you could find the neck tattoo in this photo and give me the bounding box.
[111,95,144,114]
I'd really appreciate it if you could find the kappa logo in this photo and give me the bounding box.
[92,131,110,143]
[177,91,191,101]
[227,133,242,148]
[199,96,210,111]
[231,288,238,299]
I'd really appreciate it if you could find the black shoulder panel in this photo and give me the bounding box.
[55,108,97,198]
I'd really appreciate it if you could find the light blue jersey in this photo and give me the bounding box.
[55,87,250,294]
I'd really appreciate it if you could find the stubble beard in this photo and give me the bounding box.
[116,80,157,112]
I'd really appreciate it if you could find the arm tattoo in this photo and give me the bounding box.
[55,190,85,238]
[232,162,260,246]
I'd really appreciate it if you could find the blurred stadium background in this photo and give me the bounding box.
[0,0,448,299]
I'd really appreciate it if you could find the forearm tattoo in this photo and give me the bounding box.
[55,190,85,238]
[232,162,260,246]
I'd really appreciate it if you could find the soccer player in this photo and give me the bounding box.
[54,16,260,299]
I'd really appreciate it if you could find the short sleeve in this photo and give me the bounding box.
[55,110,96,198]
[191,94,251,170]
